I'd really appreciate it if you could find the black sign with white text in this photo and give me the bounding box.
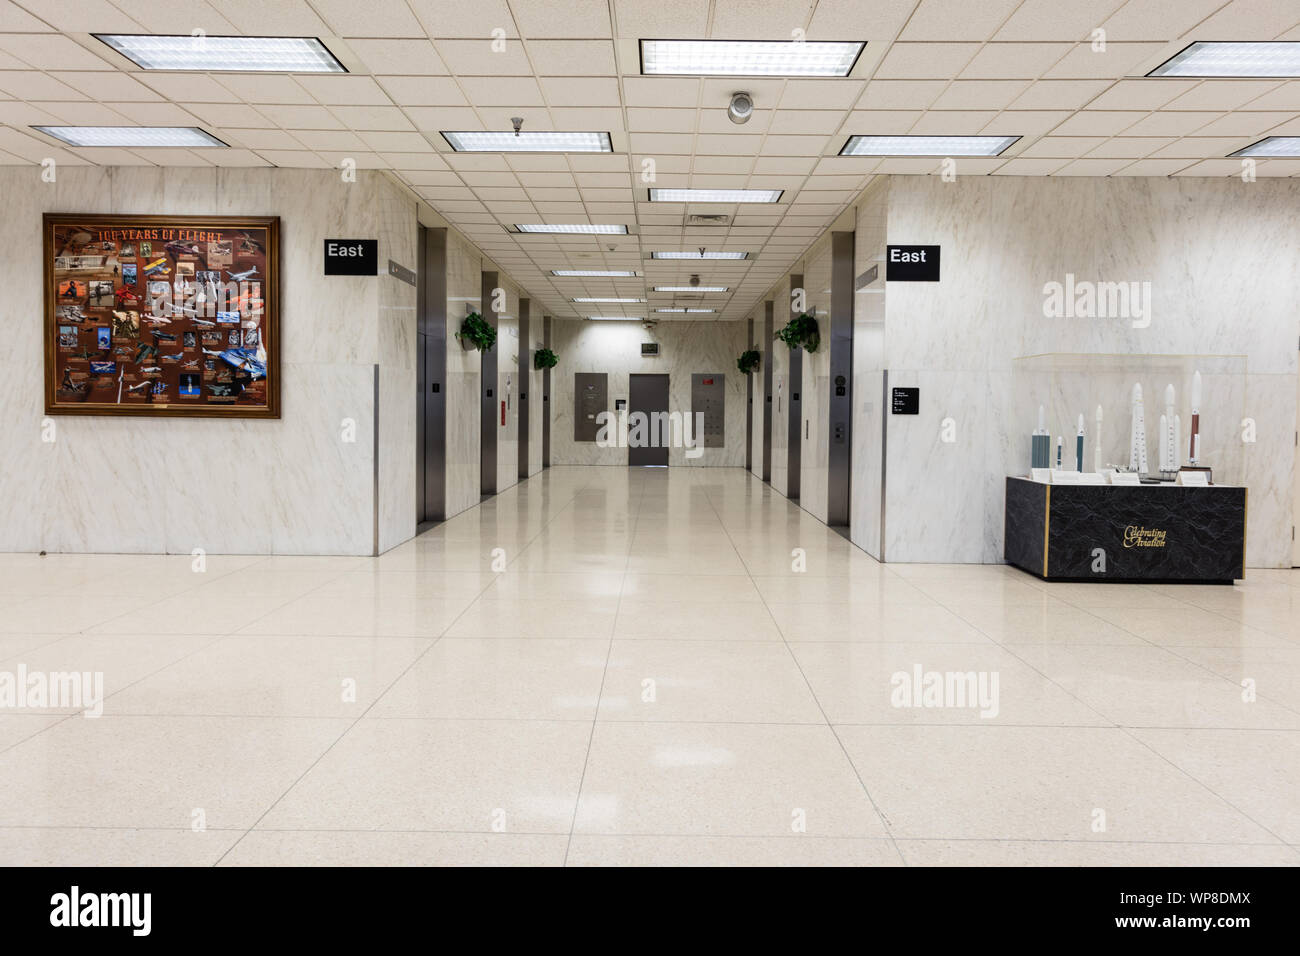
[891,387,919,414]
[324,239,378,275]
[886,245,940,281]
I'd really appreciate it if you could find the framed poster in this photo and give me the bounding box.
[44,213,280,418]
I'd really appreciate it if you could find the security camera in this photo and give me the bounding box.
[727,91,754,125]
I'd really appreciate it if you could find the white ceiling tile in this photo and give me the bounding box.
[182,103,267,128]
[995,0,1130,41]
[1019,136,1109,157]
[509,0,612,38]
[1147,137,1247,158]
[435,38,532,76]
[874,42,980,79]
[191,0,332,36]
[538,76,619,106]
[623,77,700,108]
[525,39,618,75]
[856,80,948,110]
[804,0,917,41]
[1008,80,1110,110]
[307,0,425,37]
[381,151,450,169]
[297,75,394,106]
[403,106,482,130]
[135,73,233,103]
[1051,157,1130,175]
[899,0,1021,41]
[188,147,270,166]
[763,134,834,155]
[0,100,69,125]
[991,156,1069,174]
[768,110,847,135]
[378,77,469,107]
[548,107,625,131]
[346,39,448,76]
[1242,82,1300,111]
[1193,112,1298,137]
[220,128,306,150]
[0,70,86,100]
[332,106,416,131]
[256,104,345,129]
[1183,0,1300,40]
[710,0,816,40]
[7,0,120,31]
[931,80,1030,110]
[408,0,517,37]
[1098,0,1228,41]
[1042,42,1169,78]
[0,33,114,69]
[1086,79,1198,110]
[1050,110,1143,135]
[1085,136,1177,157]
[93,1,236,35]
[777,80,865,110]
[626,107,695,132]
[1165,81,1290,112]
[47,71,161,101]
[1121,111,1222,135]
[981,110,1073,136]
[292,129,367,150]
[211,74,315,105]
[843,109,923,133]
[1171,159,1247,176]
[611,0,710,37]
[1110,158,1194,176]
[959,43,1072,79]
[254,150,331,167]
[909,110,999,134]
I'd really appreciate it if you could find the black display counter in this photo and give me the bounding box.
[1004,477,1246,583]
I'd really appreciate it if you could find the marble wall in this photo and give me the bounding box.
[494,276,521,495]
[851,180,888,559]
[0,166,419,556]
[747,307,766,480]
[880,175,1300,568]
[769,286,792,496]
[526,310,544,478]
[443,229,483,520]
[549,319,748,467]
[801,235,835,524]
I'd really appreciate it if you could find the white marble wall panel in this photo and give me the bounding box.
[550,319,747,467]
[851,181,888,558]
[880,175,1300,567]
[526,313,544,477]
[770,310,791,496]
[801,236,834,524]
[0,166,419,555]
[444,230,483,519]
[747,309,765,480]
[495,276,521,495]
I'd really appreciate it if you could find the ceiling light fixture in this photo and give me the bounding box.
[652,251,748,260]
[840,135,1019,156]
[94,34,346,72]
[574,297,645,303]
[1229,136,1300,157]
[552,269,638,277]
[588,316,643,321]
[442,131,612,152]
[648,188,782,203]
[1149,41,1300,77]
[517,224,628,234]
[32,126,229,147]
[654,308,716,313]
[654,285,728,293]
[641,39,864,77]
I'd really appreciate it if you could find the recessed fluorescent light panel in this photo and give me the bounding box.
[641,39,863,77]
[588,316,643,321]
[94,34,345,72]
[654,286,728,293]
[1149,41,1300,77]
[574,297,645,303]
[442,131,612,152]
[841,135,1019,157]
[552,269,638,277]
[517,224,628,234]
[655,308,715,313]
[33,126,228,148]
[652,251,748,260]
[1229,137,1300,158]
[648,188,782,203]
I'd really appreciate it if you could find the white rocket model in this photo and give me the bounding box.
[1094,404,1103,473]
[1157,383,1180,473]
[1187,369,1202,465]
[1129,383,1148,474]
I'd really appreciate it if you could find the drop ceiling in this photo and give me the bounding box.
[0,0,1297,322]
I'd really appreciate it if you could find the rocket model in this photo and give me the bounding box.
[1158,383,1180,473]
[1032,404,1050,469]
[1076,414,1085,472]
[1129,383,1148,474]
[1187,369,1202,465]
[1094,404,1103,473]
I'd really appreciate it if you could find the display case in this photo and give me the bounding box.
[1005,353,1248,583]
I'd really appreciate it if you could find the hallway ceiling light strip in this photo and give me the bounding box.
[1149,41,1300,77]
[552,269,638,276]
[94,34,346,72]
[1229,136,1300,157]
[587,316,643,321]
[33,126,229,147]
[574,297,645,303]
[442,131,612,152]
[652,251,748,259]
[654,308,715,313]
[648,188,782,203]
[840,135,1019,156]
[641,39,864,77]
[517,224,628,234]
[653,285,728,293]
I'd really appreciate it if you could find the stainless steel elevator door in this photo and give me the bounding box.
[628,373,670,466]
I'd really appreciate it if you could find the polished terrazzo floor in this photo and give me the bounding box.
[0,465,1297,866]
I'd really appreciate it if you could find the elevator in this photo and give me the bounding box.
[628,373,670,466]
[786,273,803,501]
[416,226,447,526]
[479,270,498,498]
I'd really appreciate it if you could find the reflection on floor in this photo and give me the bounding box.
[0,465,1296,867]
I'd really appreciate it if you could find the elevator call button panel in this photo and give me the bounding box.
[574,372,608,443]
[691,373,726,449]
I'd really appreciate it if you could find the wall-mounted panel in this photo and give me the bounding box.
[574,371,607,442]
[691,372,725,448]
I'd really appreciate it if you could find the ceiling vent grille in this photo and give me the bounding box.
[686,214,730,226]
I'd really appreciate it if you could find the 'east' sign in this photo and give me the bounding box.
[324,239,377,275]
[886,245,940,282]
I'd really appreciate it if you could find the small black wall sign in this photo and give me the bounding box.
[324,239,378,275]
[891,387,919,414]
[886,245,940,282]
